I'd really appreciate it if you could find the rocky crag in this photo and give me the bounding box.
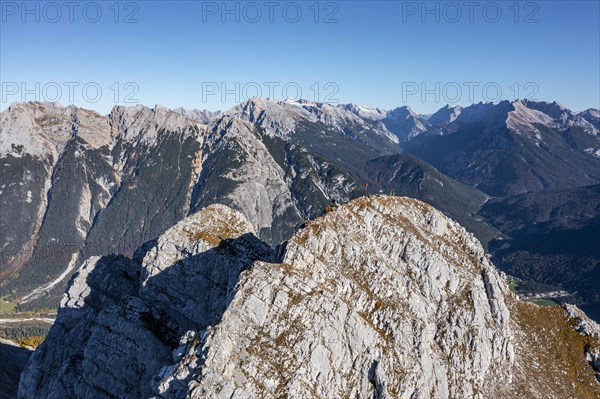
[18,197,600,398]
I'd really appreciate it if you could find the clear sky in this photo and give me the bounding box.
[1,0,599,114]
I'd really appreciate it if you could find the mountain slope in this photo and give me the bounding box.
[227,98,499,242]
[229,98,402,175]
[0,103,209,309]
[404,100,600,196]
[0,101,368,310]
[18,198,600,398]
[2,99,488,311]
[362,152,499,245]
[480,185,600,317]
[188,116,361,244]
[2,98,599,330]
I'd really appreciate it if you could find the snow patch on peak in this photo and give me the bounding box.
[578,108,600,130]
[341,103,387,121]
[584,148,600,158]
[581,108,600,119]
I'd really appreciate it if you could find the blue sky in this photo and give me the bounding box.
[1,0,599,114]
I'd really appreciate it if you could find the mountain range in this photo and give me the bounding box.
[1,98,598,315]
[1,97,600,398]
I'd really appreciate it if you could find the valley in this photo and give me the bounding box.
[2,98,598,322]
[1,97,599,398]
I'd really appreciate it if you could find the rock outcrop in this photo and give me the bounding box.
[19,196,600,398]
[13,202,600,399]
[183,196,514,398]
[18,204,272,399]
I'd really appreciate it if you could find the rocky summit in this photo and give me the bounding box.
[17,196,600,398]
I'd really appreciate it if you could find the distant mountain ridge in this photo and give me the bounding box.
[0,97,598,320]
[0,99,473,310]
[403,100,599,196]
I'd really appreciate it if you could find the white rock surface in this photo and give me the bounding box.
[227,97,399,143]
[19,196,522,399]
[0,102,112,159]
[428,104,462,125]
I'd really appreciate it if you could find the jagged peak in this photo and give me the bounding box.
[3,101,105,118]
[518,99,573,116]
[172,106,222,124]
[227,96,376,138]
[4,101,66,113]
[109,103,207,143]
[452,100,513,125]
[428,104,463,125]
[0,101,113,158]
[387,105,418,117]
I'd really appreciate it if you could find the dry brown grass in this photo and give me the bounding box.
[18,335,44,349]
[288,196,600,397]
[183,219,242,246]
[506,299,600,398]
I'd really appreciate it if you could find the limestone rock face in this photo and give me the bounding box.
[18,204,273,399]
[17,197,600,399]
[186,197,514,398]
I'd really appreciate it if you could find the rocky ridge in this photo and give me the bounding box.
[17,196,600,398]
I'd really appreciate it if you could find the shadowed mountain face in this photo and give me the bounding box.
[18,206,274,399]
[17,198,600,399]
[0,340,31,399]
[403,100,600,197]
[480,185,600,312]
